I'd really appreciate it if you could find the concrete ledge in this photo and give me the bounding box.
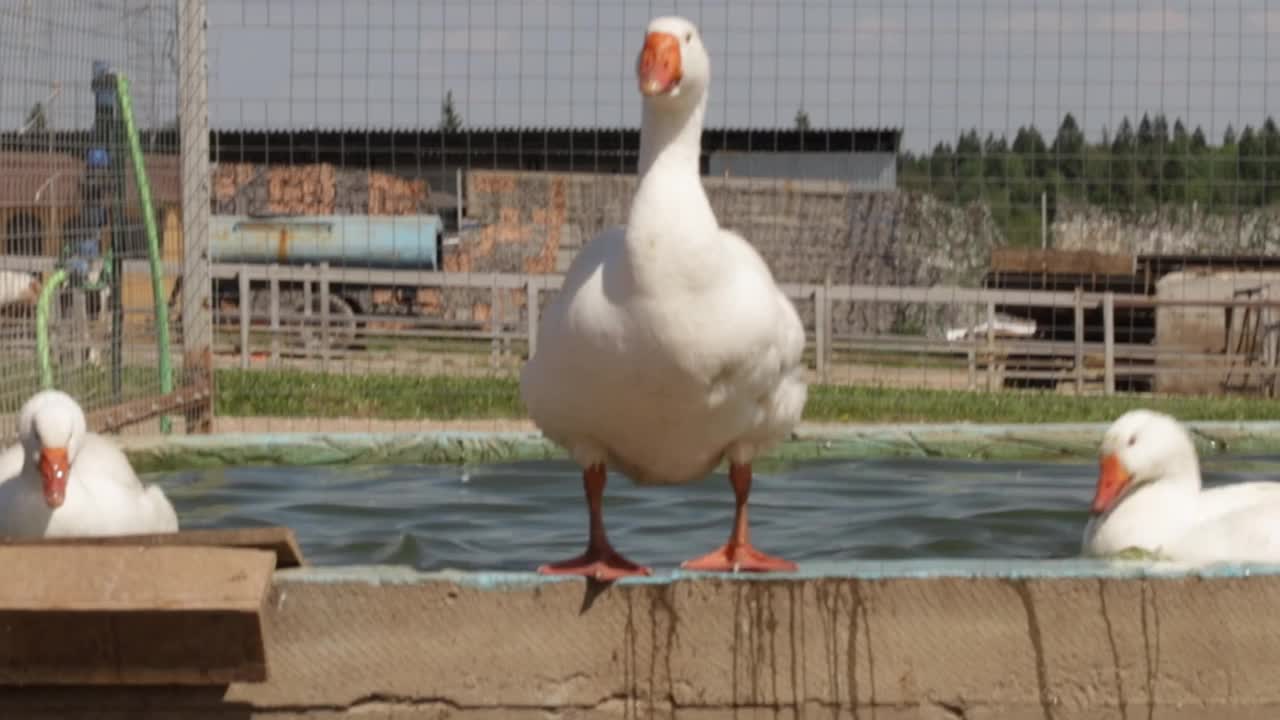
[7,562,1280,718]
[121,420,1280,472]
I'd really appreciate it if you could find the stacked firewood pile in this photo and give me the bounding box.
[265,165,337,215]
[369,173,430,215]
[211,162,429,216]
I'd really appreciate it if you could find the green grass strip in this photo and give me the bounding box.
[213,368,1280,424]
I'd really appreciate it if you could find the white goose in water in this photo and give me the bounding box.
[520,16,807,579]
[1082,409,1280,564]
[0,389,178,538]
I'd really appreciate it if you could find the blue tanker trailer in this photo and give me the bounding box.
[210,214,447,348]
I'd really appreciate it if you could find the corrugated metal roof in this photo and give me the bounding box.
[209,124,904,135]
[210,126,904,160]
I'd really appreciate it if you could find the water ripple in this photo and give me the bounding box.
[148,454,1280,572]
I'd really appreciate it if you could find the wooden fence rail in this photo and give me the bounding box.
[204,263,1280,396]
[4,257,1277,396]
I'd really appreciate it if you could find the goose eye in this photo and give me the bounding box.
[1127,435,1137,447]
[684,31,693,43]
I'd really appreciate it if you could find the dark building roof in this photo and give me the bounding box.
[0,127,901,176]
[208,127,903,173]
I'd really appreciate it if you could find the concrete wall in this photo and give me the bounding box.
[1154,270,1280,395]
[8,565,1280,718]
[115,420,1280,473]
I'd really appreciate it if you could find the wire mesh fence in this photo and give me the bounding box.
[0,0,211,444]
[9,0,1280,435]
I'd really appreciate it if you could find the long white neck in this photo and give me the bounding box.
[636,95,706,179]
[626,94,719,280]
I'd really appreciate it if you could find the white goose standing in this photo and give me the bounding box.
[520,16,807,579]
[1082,409,1280,563]
[0,389,179,538]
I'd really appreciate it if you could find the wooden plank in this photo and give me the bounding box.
[179,0,214,437]
[814,283,828,379]
[0,526,306,569]
[526,280,540,357]
[238,266,251,369]
[209,264,1170,311]
[0,545,274,685]
[1073,287,1085,396]
[985,301,996,391]
[318,262,331,370]
[1103,292,1116,395]
[990,247,1136,276]
[211,264,543,290]
[268,263,281,363]
[86,382,213,434]
[820,283,1124,308]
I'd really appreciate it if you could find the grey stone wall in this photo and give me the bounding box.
[460,170,1001,337]
[1053,201,1280,255]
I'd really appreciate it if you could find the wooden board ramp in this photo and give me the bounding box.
[0,526,307,570]
[0,527,303,686]
[0,545,274,685]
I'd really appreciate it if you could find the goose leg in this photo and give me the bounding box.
[680,462,797,573]
[538,463,652,580]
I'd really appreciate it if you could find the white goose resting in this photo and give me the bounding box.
[1082,409,1280,564]
[0,389,178,538]
[0,270,40,310]
[520,16,807,579]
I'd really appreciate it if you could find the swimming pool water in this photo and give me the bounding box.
[150,455,1280,572]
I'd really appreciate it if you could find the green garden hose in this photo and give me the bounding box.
[116,73,174,434]
[35,268,68,390]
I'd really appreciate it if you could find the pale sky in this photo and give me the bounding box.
[3,0,1280,153]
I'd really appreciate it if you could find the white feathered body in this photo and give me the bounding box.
[521,210,806,486]
[0,432,178,538]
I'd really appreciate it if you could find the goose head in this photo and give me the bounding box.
[636,16,710,107]
[17,389,88,509]
[1093,409,1200,517]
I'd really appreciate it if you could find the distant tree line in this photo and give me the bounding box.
[897,112,1280,245]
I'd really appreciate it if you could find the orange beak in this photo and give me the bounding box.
[638,32,682,96]
[38,447,69,509]
[1091,453,1131,515]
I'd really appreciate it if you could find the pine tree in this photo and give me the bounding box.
[794,108,811,132]
[24,102,48,133]
[439,90,463,132]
